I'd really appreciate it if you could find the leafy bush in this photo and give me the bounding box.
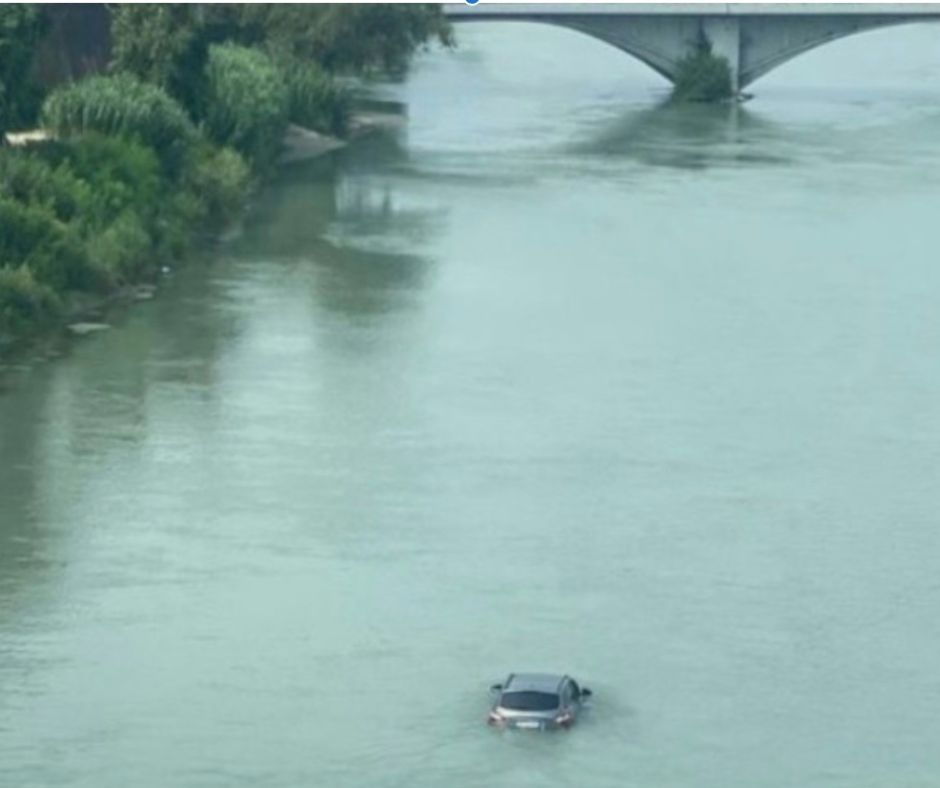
[202,43,289,168]
[41,73,196,175]
[156,190,203,260]
[40,134,237,262]
[54,135,197,264]
[672,45,733,103]
[183,143,250,227]
[0,265,60,336]
[0,197,98,291]
[0,148,91,223]
[84,210,153,283]
[46,134,164,231]
[280,59,350,136]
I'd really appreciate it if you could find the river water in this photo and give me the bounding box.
[3,22,940,788]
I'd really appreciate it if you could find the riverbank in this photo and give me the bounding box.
[2,5,451,360]
[278,110,404,164]
[0,110,401,359]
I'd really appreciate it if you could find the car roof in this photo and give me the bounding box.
[504,673,567,693]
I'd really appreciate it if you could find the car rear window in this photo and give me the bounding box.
[500,691,560,711]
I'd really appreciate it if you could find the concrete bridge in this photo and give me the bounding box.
[444,3,940,90]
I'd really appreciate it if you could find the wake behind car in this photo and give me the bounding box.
[487,673,592,730]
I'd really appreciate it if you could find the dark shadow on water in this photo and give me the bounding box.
[0,367,58,623]
[567,99,795,171]
[304,240,431,318]
[0,130,440,616]
[0,258,248,617]
[232,138,437,318]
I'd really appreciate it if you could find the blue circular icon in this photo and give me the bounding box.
[465,0,479,5]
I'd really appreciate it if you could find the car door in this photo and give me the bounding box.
[566,679,581,712]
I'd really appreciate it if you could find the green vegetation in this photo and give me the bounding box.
[110,5,211,114]
[671,43,734,103]
[1,113,250,336]
[109,5,449,125]
[244,5,453,74]
[0,5,47,137]
[184,143,251,228]
[1,3,451,346]
[202,43,288,167]
[0,265,60,336]
[281,58,350,137]
[41,73,197,174]
[0,148,90,222]
[36,133,165,232]
[0,195,95,291]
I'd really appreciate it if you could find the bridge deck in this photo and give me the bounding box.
[444,3,940,18]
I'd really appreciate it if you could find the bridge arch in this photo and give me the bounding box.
[445,5,940,91]
[542,16,695,84]
[738,16,933,86]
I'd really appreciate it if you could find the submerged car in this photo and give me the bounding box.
[487,673,592,730]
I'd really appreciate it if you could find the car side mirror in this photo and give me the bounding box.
[490,684,503,693]
[581,687,592,698]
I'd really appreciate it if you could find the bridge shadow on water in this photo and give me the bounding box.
[565,99,795,171]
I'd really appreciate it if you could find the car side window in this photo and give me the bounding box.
[569,679,580,699]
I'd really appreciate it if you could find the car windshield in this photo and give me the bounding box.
[500,691,560,711]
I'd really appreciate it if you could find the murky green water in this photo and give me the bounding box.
[4,23,940,788]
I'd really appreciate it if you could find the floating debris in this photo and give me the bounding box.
[67,322,111,336]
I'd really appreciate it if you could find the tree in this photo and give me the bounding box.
[671,41,734,103]
[0,5,47,138]
[109,4,453,106]
[110,5,209,117]
[255,4,453,74]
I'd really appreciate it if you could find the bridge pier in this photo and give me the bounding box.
[513,14,744,93]
[701,17,741,93]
